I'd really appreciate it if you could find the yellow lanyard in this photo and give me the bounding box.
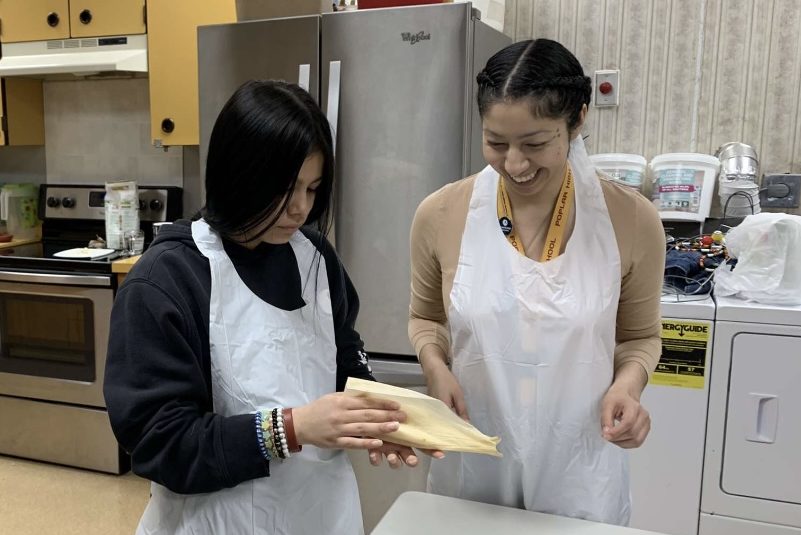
[496,164,575,262]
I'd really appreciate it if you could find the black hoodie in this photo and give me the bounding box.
[103,220,374,494]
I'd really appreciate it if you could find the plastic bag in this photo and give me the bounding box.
[104,181,139,250]
[715,213,801,305]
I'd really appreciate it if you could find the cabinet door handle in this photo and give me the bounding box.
[298,64,310,93]
[325,60,341,154]
[746,393,778,444]
[161,118,175,134]
[79,9,93,25]
[46,12,60,27]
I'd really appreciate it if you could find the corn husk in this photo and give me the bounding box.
[344,377,501,457]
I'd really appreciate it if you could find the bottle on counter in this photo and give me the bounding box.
[104,181,139,250]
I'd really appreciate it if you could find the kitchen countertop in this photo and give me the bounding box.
[371,492,668,535]
[0,238,40,250]
[112,255,141,274]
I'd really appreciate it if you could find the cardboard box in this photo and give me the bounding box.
[235,0,331,20]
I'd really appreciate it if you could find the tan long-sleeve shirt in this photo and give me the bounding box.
[408,173,665,378]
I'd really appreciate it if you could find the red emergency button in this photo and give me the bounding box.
[599,81,613,94]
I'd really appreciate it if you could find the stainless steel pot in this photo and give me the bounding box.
[715,142,759,182]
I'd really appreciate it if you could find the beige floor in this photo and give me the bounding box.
[0,455,149,535]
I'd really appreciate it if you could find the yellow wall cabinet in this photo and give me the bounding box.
[0,0,71,43]
[0,78,45,146]
[0,0,145,43]
[69,0,146,38]
[147,0,236,147]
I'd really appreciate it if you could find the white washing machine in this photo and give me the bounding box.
[700,296,801,534]
[630,295,715,535]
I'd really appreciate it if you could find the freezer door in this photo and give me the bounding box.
[321,3,472,356]
[469,18,512,174]
[195,16,321,212]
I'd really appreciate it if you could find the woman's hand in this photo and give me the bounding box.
[600,362,651,448]
[367,443,446,469]
[368,442,417,469]
[419,345,469,421]
[293,393,406,450]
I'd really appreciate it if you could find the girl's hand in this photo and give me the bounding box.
[293,393,406,450]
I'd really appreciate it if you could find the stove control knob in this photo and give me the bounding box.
[46,196,61,208]
[150,199,163,211]
[61,197,76,208]
[139,199,147,211]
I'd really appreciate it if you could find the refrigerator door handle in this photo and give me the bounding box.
[326,60,342,153]
[298,64,311,92]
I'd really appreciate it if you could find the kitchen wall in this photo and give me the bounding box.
[503,0,801,214]
[0,147,46,184]
[44,77,183,186]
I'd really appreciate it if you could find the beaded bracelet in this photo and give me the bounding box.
[258,409,284,460]
[272,408,290,459]
[254,410,271,461]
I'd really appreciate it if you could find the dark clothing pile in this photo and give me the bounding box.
[664,248,713,295]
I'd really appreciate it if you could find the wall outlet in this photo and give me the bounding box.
[761,174,801,209]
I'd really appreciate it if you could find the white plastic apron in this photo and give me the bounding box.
[428,137,630,525]
[136,220,362,535]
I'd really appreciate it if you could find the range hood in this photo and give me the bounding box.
[0,34,147,77]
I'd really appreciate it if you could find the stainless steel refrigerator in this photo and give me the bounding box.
[196,3,510,365]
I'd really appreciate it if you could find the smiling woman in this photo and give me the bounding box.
[409,38,666,526]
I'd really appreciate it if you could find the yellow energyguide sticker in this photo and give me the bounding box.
[653,320,710,389]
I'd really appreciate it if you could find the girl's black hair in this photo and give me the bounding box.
[476,39,592,132]
[202,79,334,242]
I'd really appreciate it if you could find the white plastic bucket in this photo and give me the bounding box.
[590,153,647,191]
[719,180,761,217]
[650,153,720,222]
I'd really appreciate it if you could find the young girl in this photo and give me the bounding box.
[105,80,422,534]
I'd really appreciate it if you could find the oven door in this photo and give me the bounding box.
[0,271,113,408]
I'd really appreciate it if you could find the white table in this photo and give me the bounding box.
[371,492,669,535]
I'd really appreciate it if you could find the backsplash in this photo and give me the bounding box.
[44,77,182,187]
[504,0,801,214]
[0,147,46,184]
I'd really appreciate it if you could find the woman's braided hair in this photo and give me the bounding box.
[476,39,591,133]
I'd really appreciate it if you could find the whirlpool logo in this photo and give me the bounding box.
[401,31,431,44]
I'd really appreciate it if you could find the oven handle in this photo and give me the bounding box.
[0,271,112,287]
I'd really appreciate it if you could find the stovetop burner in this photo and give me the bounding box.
[0,242,123,275]
[0,184,182,276]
